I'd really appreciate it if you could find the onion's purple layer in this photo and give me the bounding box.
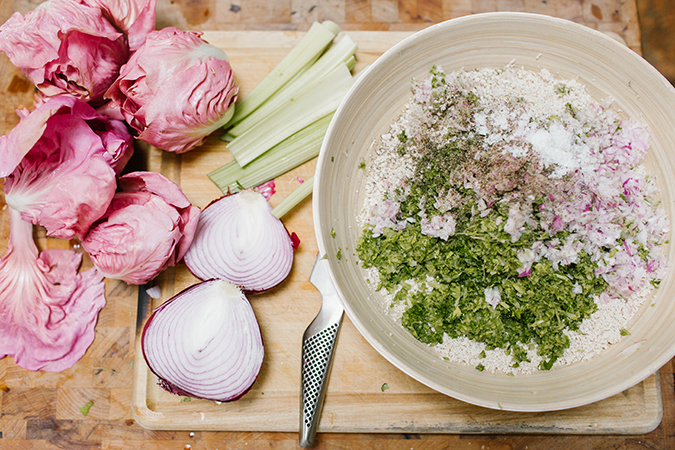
[183,193,296,293]
[140,280,264,402]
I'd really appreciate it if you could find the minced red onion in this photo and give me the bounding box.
[184,190,295,292]
[141,279,264,402]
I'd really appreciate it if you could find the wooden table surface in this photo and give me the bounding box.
[1,1,674,449]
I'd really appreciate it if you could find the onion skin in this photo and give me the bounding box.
[184,190,295,293]
[141,279,264,402]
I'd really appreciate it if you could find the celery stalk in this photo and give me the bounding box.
[208,113,333,193]
[227,63,353,167]
[225,21,340,126]
[271,175,314,219]
[225,35,358,139]
[344,55,356,72]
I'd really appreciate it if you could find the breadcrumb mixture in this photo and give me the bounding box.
[357,64,669,374]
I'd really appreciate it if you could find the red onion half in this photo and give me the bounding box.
[141,279,264,402]
[184,190,295,292]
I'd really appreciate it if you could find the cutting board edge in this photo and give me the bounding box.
[129,29,664,434]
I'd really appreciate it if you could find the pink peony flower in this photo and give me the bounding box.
[105,27,239,153]
[0,95,134,240]
[82,171,200,285]
[0,0,130,104]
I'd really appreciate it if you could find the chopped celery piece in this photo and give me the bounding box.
[226,35,358,139]
[344,55,356,72]
[225,21,340,126]
[208,113,333,193]
[227,63,353,167]
[220,131,235,142]
[271,175,314,219]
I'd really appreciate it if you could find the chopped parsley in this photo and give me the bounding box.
[79,401,94,416]
[357,203,605,369]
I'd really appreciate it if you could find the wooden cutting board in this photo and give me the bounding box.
[130,30,662,433]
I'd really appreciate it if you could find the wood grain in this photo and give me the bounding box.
[1,1,674,449]
[131,28,663,432]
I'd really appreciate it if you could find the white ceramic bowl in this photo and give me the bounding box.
[313,12,675,411]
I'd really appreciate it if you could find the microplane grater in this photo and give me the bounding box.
[299,255,344,448]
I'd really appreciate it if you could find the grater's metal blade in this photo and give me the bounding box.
[299,254,344,448]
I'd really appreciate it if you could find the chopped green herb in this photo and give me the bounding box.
[181,397,191,402]
[79,401,94,416]
[620,328,631,336]
[357,64,668,373]
[355,67,609,371]
[330,228,336,238]
[336,248,342,260]
[357,204,604,369]
[381,383,389,392]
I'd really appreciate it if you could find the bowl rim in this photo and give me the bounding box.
[312,11,675,411]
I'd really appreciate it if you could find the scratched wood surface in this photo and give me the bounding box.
[127,28,663,434]
[1,1,675,449]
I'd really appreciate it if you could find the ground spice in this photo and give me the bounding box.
[357,64,669,374]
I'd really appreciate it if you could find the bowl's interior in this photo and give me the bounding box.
[313,12,675,411]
